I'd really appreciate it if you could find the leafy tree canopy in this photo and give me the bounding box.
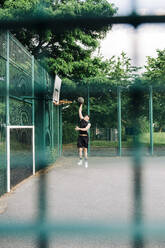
[61,52,140,99]
[0,0,143,130]
[142,49,165,131]
[143,49,165,86]
[0,0,118,81]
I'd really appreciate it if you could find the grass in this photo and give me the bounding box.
[1,132,165,152]
[91,140,117,147]
[63,132,165,148]
[91,140,134,148]
[140,132,165,146]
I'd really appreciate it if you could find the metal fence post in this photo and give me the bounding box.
[117,86,122,156]
[32,56,35,125]
[6,31,10,192]
[51,100,54,149]
[32,56,35,175]
[87,86,90,155]
[149,86,153,155]
[59,105,62,156]
[43,70,46,149]
[131,86,144,248]
[6,31,10,126]
[57,105,60,156]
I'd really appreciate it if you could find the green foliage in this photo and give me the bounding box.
[143,49,165,131]
[91,140,118,147]
[63,132,165,148]
[62,122,78,144]
[140,132,165,145]
[0,102,5,119]
[61,52,140,131]
[144,49,165,84]
[138,117,149,133]
[0,0,117,80]
[1,0,151,142]
[107,52,140,85]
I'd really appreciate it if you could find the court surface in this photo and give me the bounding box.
[0,156,165,247]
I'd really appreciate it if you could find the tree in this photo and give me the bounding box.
[143,49,165,84]
[0,0,117,80]
[61,52,140,134]
[143,49,165,131]
[0,0,144,141]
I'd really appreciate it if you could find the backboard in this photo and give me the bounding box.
[53,75,62,104]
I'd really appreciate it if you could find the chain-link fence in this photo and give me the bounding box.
[62,84,165,157]
[0,31,62,195]
[1,3,165,248]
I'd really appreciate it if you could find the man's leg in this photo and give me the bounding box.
[77,148,83,165]
[84,148,88,168]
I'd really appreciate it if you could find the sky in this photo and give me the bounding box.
[99,0,165,70]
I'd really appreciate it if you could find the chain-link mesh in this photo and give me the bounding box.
[9,34,32,75]
[0,32,7,59]
[10,128,33,188]
[0,31,61,195]
[62,84,165,157]
[1,5,165,248]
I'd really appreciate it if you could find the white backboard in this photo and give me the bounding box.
[53,75,62,104]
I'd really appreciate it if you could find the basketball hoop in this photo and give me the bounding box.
[53,100,72,106]
[52,75,72,106]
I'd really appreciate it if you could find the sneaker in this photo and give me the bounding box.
[77,160,83,166]
[84,161,88,168]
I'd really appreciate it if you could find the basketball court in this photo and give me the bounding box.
[0,156,165,247]
[1,1,165,248]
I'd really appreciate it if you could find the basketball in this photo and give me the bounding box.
[78,97,84,104]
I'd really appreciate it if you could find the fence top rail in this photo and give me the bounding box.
[0,14,165,31]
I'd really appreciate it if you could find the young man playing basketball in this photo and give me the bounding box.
[75,103,91,168]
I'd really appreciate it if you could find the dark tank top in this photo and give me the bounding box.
[79,119,89,135]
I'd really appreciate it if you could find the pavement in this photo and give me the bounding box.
[0,156,165,247]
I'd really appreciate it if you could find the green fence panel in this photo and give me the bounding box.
[9,33,32,75]
[34,60,57,170]
[0,32,7,59]
[7,33,33,187]
[53,105,60,158]
[35,97,46,170]
[34,63,57,168]
[10,128,33,188]
[0,31,61,193]
[34,59,45,170]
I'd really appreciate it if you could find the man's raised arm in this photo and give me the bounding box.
[75,123,91,132]
[79,104,83,120]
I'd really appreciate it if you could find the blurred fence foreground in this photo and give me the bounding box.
[1,5,165,248]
